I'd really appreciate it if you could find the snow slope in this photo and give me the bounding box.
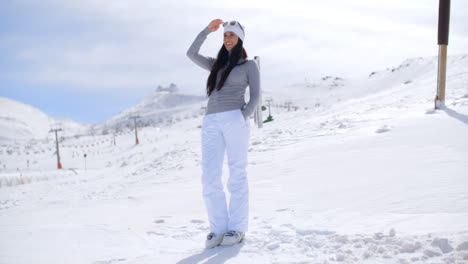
[0,91,206,143]
[0,97,89,142]
[0,55,467,264]
[90,91,207,134]
[265,55,468,112]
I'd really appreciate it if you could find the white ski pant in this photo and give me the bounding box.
[201,109,250,235]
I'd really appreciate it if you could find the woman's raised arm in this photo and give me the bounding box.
[186,19,223,71]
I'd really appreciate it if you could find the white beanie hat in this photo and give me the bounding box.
[223,21,245,42]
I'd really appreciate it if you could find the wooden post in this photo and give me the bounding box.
[266,98,273,116]
[437,45,448,102]
[254,56,263,128]
[435,0,450,109]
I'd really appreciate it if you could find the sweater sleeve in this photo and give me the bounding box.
[186,27,215,71]
[241,61,261,119]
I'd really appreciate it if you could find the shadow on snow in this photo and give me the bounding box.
[176,243,244,264]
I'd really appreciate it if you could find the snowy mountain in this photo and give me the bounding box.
[0,91,207,141]
[90,91,207,135]
[0,97,88,142]
[0,54,467,264]
[264,55,466,111]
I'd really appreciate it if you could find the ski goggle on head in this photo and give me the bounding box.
[223,21,245,34]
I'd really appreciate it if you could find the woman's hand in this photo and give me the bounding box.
[207,19,223,32]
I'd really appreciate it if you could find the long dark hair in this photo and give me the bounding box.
[206,39,248,96]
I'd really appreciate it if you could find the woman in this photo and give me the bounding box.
[187,19,260,248]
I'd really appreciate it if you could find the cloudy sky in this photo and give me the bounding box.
[1,0,467,123]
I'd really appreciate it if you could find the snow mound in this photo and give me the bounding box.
[0,97,53,141]
[0,97,88,142]
[91,91,207,134]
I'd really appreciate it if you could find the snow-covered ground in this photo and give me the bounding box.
[1,55,468,263]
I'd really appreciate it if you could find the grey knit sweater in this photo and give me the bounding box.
[187,27,260,119]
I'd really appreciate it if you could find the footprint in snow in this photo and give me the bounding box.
[190,219,205,224]
[375,125,391,133]
[93,258,127,264]
[425,109,437,115]
[251,140,262,146]
[147,231,164,236]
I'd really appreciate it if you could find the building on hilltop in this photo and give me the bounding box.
[157,83,178,93]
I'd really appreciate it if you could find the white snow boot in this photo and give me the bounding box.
[205,232,224,249]
[221,231,245,246]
